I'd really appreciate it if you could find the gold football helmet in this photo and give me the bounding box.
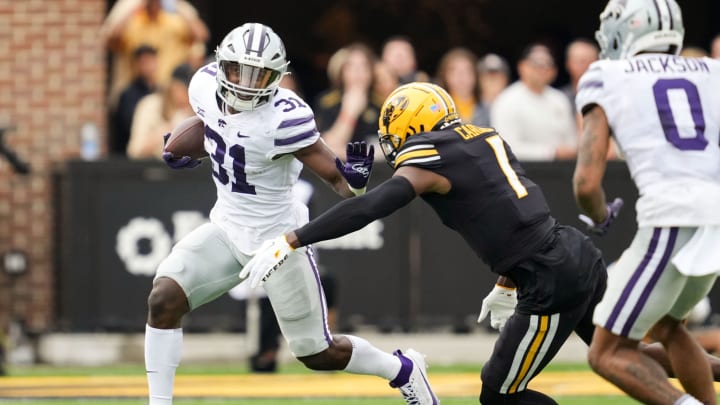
[378,82,460,165]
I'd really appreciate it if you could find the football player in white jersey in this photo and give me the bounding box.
[573,1,720,404]
[146,23,438,405]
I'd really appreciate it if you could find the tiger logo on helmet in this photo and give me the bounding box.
[377,82,460,166]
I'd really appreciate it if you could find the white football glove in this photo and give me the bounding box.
[239,235,295,288]
[477,284,517,331]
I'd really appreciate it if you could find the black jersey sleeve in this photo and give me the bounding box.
[295,176,417,246]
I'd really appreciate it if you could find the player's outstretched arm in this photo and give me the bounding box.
[573,104,618,233]
[240,176,417,287]
[289,165,449,248]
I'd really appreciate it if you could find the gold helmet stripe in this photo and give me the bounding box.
[416,83,456,115]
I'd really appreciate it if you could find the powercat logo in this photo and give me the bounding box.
[351,163,370,177]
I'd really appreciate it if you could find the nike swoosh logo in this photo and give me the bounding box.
[237,132,249,138]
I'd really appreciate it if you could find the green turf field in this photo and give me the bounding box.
[5,361,591,377]
[1,362,711,404]
[0,398,640,404]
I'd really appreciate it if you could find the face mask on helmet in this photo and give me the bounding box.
[216,23,289,111]
[595,0,684,60]
[377,82,460,166]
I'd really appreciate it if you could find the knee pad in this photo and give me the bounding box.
[480,384,508,405]
[288,337,324,358]
[156,252,185,273]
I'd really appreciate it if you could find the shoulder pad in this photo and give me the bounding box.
[394,135,442,169]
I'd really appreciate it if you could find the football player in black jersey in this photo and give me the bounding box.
[241,82,720,404]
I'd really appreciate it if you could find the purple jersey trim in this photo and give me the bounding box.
[278,115,314,129]
[274,129,317,146]
[305,247,332,345]
[605,227,679,336]
[605,227,661,331]
[620,227,678,336]
[578,80,604,91]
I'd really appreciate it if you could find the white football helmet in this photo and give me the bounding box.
[215,23,289,111]
[595,0,684,60]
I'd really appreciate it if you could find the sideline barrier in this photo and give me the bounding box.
[55,159,712,332]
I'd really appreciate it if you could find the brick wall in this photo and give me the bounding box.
[0,0,107,332]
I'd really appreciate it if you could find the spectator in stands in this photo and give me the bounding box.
[324,47,349,90]
[561,39,599,120]
[711,34,720,59]
[111,44,159,156]
[314,43,383,159]
[101,0,208,105]
[561,39,600,140]
[491,43,577,161]
[374,61,400,100]
[471,53,510,127]
[381,36,429,84]
[680,46,709,58]
[435,47,480,123]
[127,63,194,159]
[187,41,208,71]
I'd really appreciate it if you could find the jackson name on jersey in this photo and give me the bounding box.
[576,54,720,227]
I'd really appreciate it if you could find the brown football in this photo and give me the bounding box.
[164,115,208,159]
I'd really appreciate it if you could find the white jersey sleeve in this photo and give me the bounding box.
[576,55,720,227]
[575,62,607,116]
[265,87,320,159]
[188,63,218,119]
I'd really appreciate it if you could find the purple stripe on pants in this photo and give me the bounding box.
[620,227,678,337]
[605,228,661,331]
[305,246,332,345]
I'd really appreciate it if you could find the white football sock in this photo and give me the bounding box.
[343,335,401,380]
[145,324,183,405]
[675,394,703,405]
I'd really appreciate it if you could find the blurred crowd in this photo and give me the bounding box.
[101,0,208,159]
[100,0,720,164]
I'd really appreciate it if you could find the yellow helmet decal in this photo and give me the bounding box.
[382,94,410,132]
